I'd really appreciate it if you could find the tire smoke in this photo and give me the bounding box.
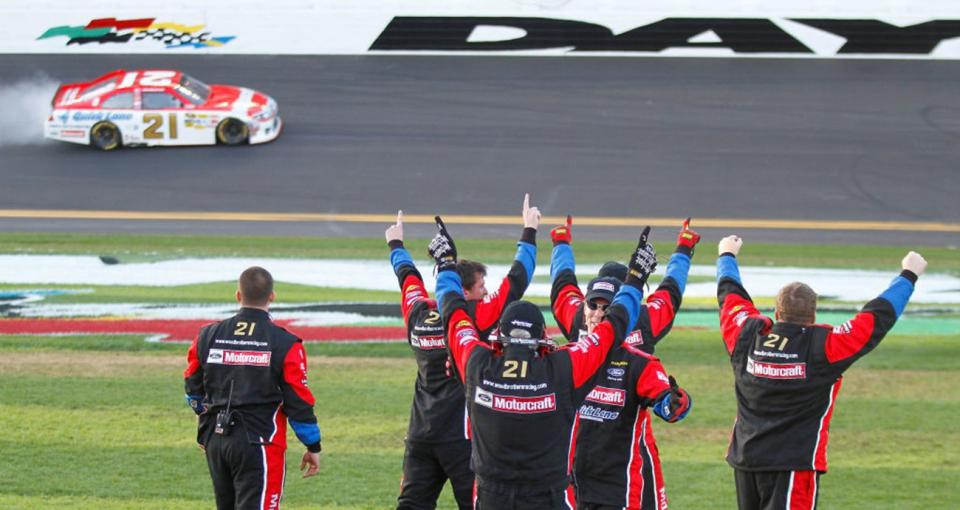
[0,75,60,146]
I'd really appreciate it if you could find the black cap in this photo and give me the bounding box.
[598,261,628,282]
[498,301,546,349]
[585,276,620,304]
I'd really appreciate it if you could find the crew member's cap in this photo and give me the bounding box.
[585,276,621,305]
[498,301,546,349]
[598,261,628,282]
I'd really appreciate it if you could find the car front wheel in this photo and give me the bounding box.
[90,122,121,151]
[216,118,249,145]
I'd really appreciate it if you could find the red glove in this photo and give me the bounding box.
[550,215,573,246]
[676,217,701,255]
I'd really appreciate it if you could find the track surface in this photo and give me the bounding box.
[1,55,958,245]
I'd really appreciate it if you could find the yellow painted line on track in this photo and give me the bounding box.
[0,209,958,233]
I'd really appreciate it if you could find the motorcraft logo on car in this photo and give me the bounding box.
[474,387,556,414]
[585,386,626,407]
[746,357,806,379]
[207,348,271,366]
[371,17,960,57]
[37,17,235,49]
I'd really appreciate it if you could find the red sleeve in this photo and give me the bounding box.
[634,356,671,402]
[184,334,204,395]
[719,292,770,355]
[447,307,492,382]
[473,274,511,332]
[400,273,432,329]
[823,312,878,364]
[282,342,316,408]
[642,287,677,340]
[552,283,584,335]
[565,320,617,388]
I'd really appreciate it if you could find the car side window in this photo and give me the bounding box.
[101,91,134,109]
[142,92,183,110]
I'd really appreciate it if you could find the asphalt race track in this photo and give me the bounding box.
[1,54,958,245]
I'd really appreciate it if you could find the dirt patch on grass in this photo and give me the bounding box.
[0,351,408,377]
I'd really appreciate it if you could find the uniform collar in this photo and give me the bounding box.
[238,307,271,320]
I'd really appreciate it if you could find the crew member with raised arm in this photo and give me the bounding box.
[551,217,698,353]
[716,235,926,510]
[573,219,700,510]
[431,216,684,509]
[387,196,540,510]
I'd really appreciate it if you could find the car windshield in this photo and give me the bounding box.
[176,75,211,105]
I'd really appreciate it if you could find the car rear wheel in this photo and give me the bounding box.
[216,118,249,145]
[90,122,121,151]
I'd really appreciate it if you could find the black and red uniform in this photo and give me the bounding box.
[567,247,693,510]
[437,268,644,510]
[717,253,918,510]
[390,234,536,510]
[185,308,321,510]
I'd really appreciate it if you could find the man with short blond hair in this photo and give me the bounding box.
[716,235,926,510]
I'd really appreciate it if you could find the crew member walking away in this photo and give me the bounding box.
[185,266,322,510]
[572,218,700,510]
[429,216,688,509]
[716,235,926,510]
[385,195,539,510]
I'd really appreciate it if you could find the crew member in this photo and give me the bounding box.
[570,218,700,509]
[716,235,926,509]
[185,266,322,510]
[431,217,687,509]
[386,195,540,510]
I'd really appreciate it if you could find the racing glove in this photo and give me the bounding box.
[675,217,701,257]
[185,394,206,416]
[427,216,458,272]
[625,226,657,290]
[551,215,573,246]
[653,375,691,423]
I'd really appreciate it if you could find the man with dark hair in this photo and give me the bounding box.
[430,217,690,509]
[456,259,488,300]
[387,195,540,510]
[185,266,322,510]
[716,235,926,509]
[550,218,699,509]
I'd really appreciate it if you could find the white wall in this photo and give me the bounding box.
[5,1,960,58]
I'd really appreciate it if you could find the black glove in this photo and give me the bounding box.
[427,216,458,272]
[625,226,657,289]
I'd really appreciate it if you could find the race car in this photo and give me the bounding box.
[45,69,281,150]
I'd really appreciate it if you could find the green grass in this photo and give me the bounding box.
[1,232,957,273]
[0,330,957,509]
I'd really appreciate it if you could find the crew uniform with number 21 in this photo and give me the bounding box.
[45,69,281,150]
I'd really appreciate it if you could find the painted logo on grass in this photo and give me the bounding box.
[37,17,235,49]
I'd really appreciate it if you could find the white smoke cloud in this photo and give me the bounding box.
[0,74,61,146]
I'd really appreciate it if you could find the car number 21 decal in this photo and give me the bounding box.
[143,113,178,139]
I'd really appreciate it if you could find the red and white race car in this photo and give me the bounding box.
[45,69,281,150]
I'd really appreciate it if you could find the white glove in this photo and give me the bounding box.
[901,251,927,276]
[718,235,743,256]
[385,210,403,243]
[522,193,541,230]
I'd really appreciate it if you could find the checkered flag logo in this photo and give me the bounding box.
[135,29,211,46]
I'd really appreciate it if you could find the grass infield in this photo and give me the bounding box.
[0,233,958,508]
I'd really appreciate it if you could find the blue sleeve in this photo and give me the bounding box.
[436,270,464,313]
[612,285,644,331]
[550,243,575,282]
[716,254,742,284]
[663,252,691,295]
[390,247,415,274]
[879,275,915,318]
[289,418,321,446]
[516,241,536,283]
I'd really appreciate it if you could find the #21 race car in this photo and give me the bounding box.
[45,69,281,150]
